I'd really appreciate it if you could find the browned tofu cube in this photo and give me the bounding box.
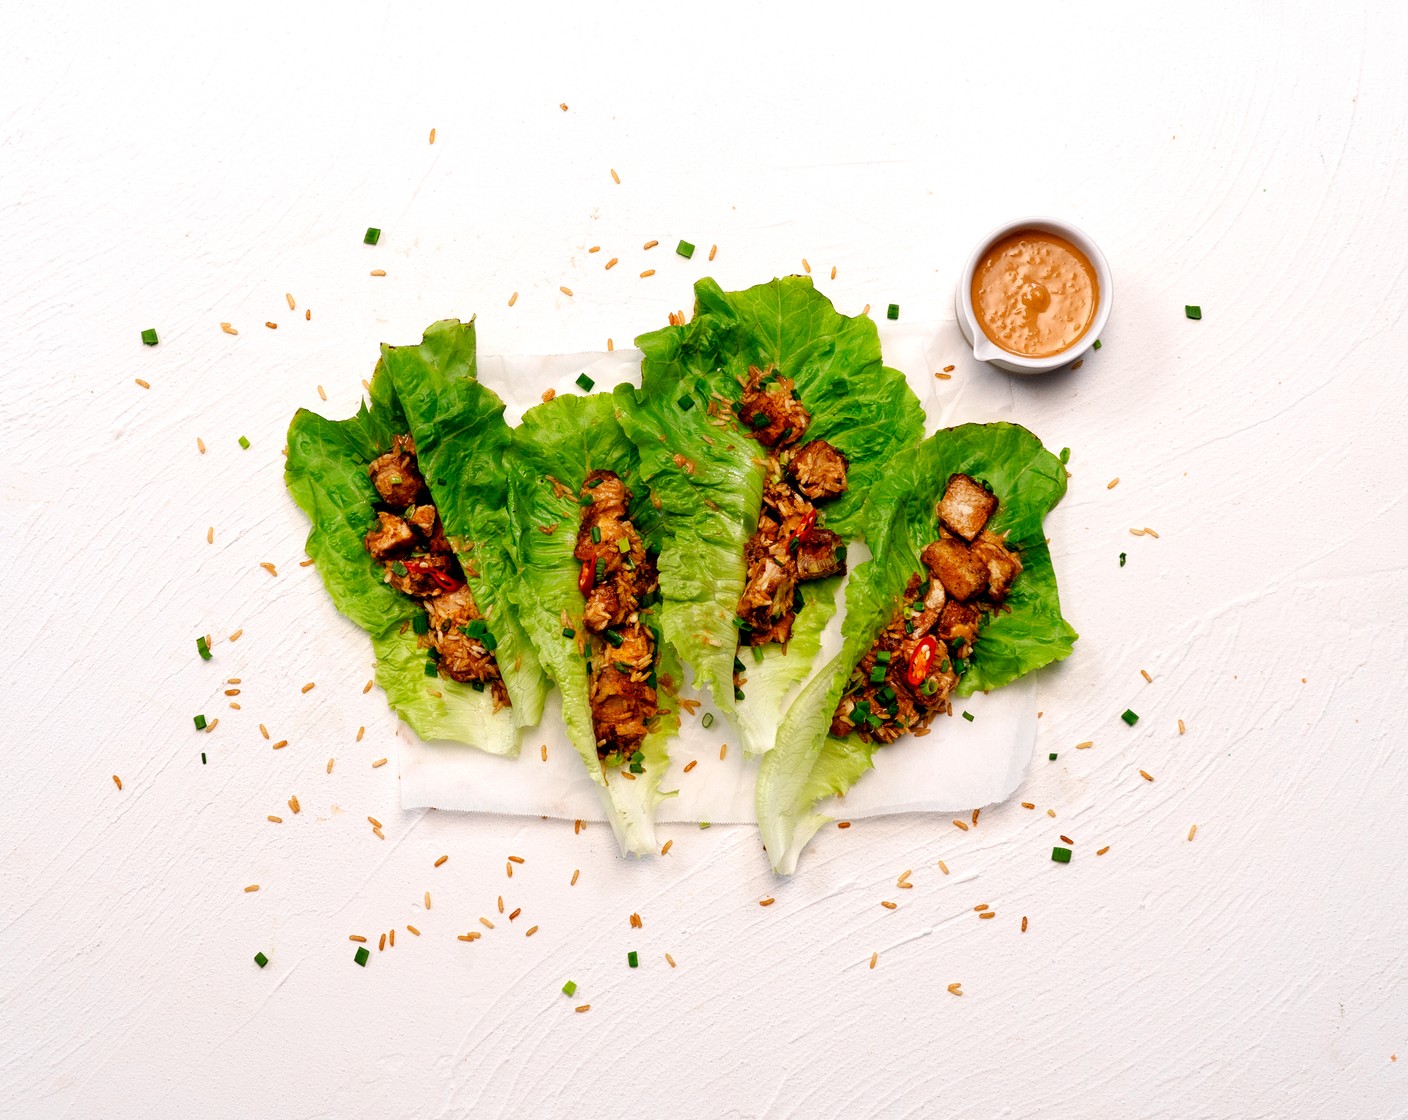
[364,511,415,561]
[970,531,1023,601]
[939,473,998,542]
[920,538,990,602]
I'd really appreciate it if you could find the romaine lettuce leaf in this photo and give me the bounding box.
[506,391,679,856]
[756,422,1078,874]
[284,319,545,755]
[614,277,924,752]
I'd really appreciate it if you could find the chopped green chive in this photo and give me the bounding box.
[701,713,715,729]
[604,629,624,648]
[879,686,895,702]
[254,951,268,968]
[575,373,595,391]
[1185,305,1201,320]
[1051,846,1072,864]
[853,700,871,719]
[1049,752,1058,761]
[424,660,439,677]
[1121,708,1139,726]
[631,751,644,764]
[201,752,207,765]
[751,413,770,429]
[193,714,207,730]
[1059,447,1070,464]
[480,630,497,651]
[676,240,695,258]
[140,328,159,346]
[629,762,644,774]
[562,626,576,639]
[866,714,883,729]
[470,680,484,692]
[196,635,211,661]
[590,526,601,544]
[588,477,604,489]
[364,227,381,245]
[940,660,951,673]
[752,645,764,664]
[962,710,974,722]
[869,666,887,684]
[579,494,594,506]
[617,538,630,554]
[354,946,370,966]
[412,614,429,635]
[678,394,694,411]
[595,558,606,581]
[627,951,639,968]
[238,435,250,450]
[734,687,745,701]
[886,303,899,320]
[733,656,746,674]
[562,980,577,996]
[1119,552,1127,567]
[1093,339,1102,350]
[465,619,487,638]
[921,678,938,696]
[875,651,892,665]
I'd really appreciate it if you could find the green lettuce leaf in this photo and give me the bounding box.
[506,391,679,856]
[614,276,924,751]
[756,422,1078,874]
[284,319,546,755]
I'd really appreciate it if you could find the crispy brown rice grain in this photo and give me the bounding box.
[630,913,641,928]
[266,321,278,329]
[831,265,837,280]
[497,896,504,913]
[244,884,259,893]
[1060,834,1073,844]
[364,679,374,694]
[205,717,218,732]
[588,245,600,253]
[259,724,270,739]
[559,286,573,297]
[317,385,326,401]
[285,293,296,311]
[943,364,956,373]
[508,855,525,864]
[1139,769,1154,782]
[388,929,395,947]
[224,688,240,696]
[457,934,473,942]
[1178,719,1186,734]
[134,378,150,389]
[972,808,980,826]
[610,168,620,184]
[574,819,582,834]
[1107,477,1120,489]
[541,388,556,403]
[424,891,432,909]
[506,862,513,878]
[1076,741,1093,750]
[938,860,950,875]
[288,795,300,814]
[837,821,851,829]
[979,911,996,920]
[683,760,698,773]
[525,925,539,937]
[952,820,969,831]
[759,898,775,907]
[229,703,240,710]
[665,953,676,968]
[869,952,878,970]
[509,907,521,921]
[660,840,673,856]
[367,816,382,829]
[708,245,717,261]
[935,372,952,380]
[605,257,618,270]
[947,983,963,996]
[1097,845,1110,856]
[197,437,207,454]
[1144,527,1160,538]
[719,743,728,761]
[1021,801,1035,809]
[1071,359,1084,370]
[639,269,655,278]
[1140,669,1153,683]
[974,904,989,912]
[541,744,548,762]
[575,1004,590,1013]
[434,855,448,868]
[801,258,811,274]
[356,727,365,742]
[349,935,366,943]
[406,925,420,936]
[369,270,386,278]
[607,339,614,351]
[271,740,288,750]
[1129,528,1146,536]
[305,310,311,321]
[643,239,658,250]
[480,917,494,930]
[372,758,387,768]
[570,869,580,886]
[112,775,122,790]
[260,562,278,577]
[1188,824,1198,841]
[326,757,334,774]
[220,323,238,335]
[880,901,897,910]
[429,127,436,143]
[267,815,282,823]
[1021,916,1029,932]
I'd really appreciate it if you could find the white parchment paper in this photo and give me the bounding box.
[398,324,1034,821]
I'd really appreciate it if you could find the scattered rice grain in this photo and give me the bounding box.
[801,258,811,273]
[1188,824,1198,841]
[356,727,365,742]
[244,884,260,893]
[947,983,963,996]
[880,900,897,910]
[610,168,620,184]
[979,911,996,920]
[1141,669,1153,683]
[525,925,538,937]
[267,815,281,823]
[349,935,366,943]
[719,743,728,761]
[428,127,436,144]
[559,286,573,296]
[665,953,676,968]
[661,840,673,856]
[135,378,150,389]
[952,820,969,831]
[708,244,717,261]
[317,385,326,401]
[759,897,775,907]
[938,860,950,875]
[112,775,122,790]
[480,917,494,929]
[271,740,287,750]
[406,925,420,936]
[683,760,698,773]
[285,293,296,311]
[1139,769,1154,782]
[434,855,448,868]
[369,270,386,277]
[220,323,237,336]
[326,757,334,774]
[1076,741,1093,750]
[1097,845,1110,855]
[1021,916,1028,932]
[570,869,579,886]
[424,891,432,909]
[1178,719,1186,734]
[260,562,278,577]
[197,437,207,454]
[869,952,878,970]
[372,758,387,768]
[288,795,300,814]
[605,257,618,270]
[639,269,655,278]
[837,821,851,829]
[1107,477,1120,489]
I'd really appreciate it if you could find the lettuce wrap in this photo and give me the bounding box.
[756,422,1078,874]
[285,319,546,755]
[507,391,680,856]
[614,276,925,755]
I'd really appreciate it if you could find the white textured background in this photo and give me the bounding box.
[3,2,1406,1117]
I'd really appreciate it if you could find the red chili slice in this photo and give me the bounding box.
[795,507,818,543]
[579,559,595,594]
[404,559,461,594]
[907,635,938,688]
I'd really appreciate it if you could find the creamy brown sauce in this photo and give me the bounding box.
[971,229,1099,358]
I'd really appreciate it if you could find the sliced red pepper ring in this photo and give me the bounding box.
[578,559,595,594]
[795,507,818,544]
[907,635,938,688]
[403,559,461,593]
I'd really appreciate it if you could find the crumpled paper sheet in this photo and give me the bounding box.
[398,325,1035,823]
